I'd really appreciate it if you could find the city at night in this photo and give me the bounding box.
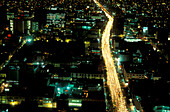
[0,0,169,112]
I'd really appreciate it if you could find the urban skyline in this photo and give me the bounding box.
[0,0,169,112]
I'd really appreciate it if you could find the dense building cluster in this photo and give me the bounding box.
[0,0,108,112]
[0,0,169,112]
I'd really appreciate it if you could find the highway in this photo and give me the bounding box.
[93,0,128,111]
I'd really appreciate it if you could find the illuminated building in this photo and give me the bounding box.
[0,0,169,112]
[6,11,32,35]
[153,106,170,112]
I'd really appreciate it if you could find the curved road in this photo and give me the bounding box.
[93,0,128,111]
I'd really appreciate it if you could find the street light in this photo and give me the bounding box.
[67,86,70,90]
[25,35,34,44]
[27,38,32,42]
